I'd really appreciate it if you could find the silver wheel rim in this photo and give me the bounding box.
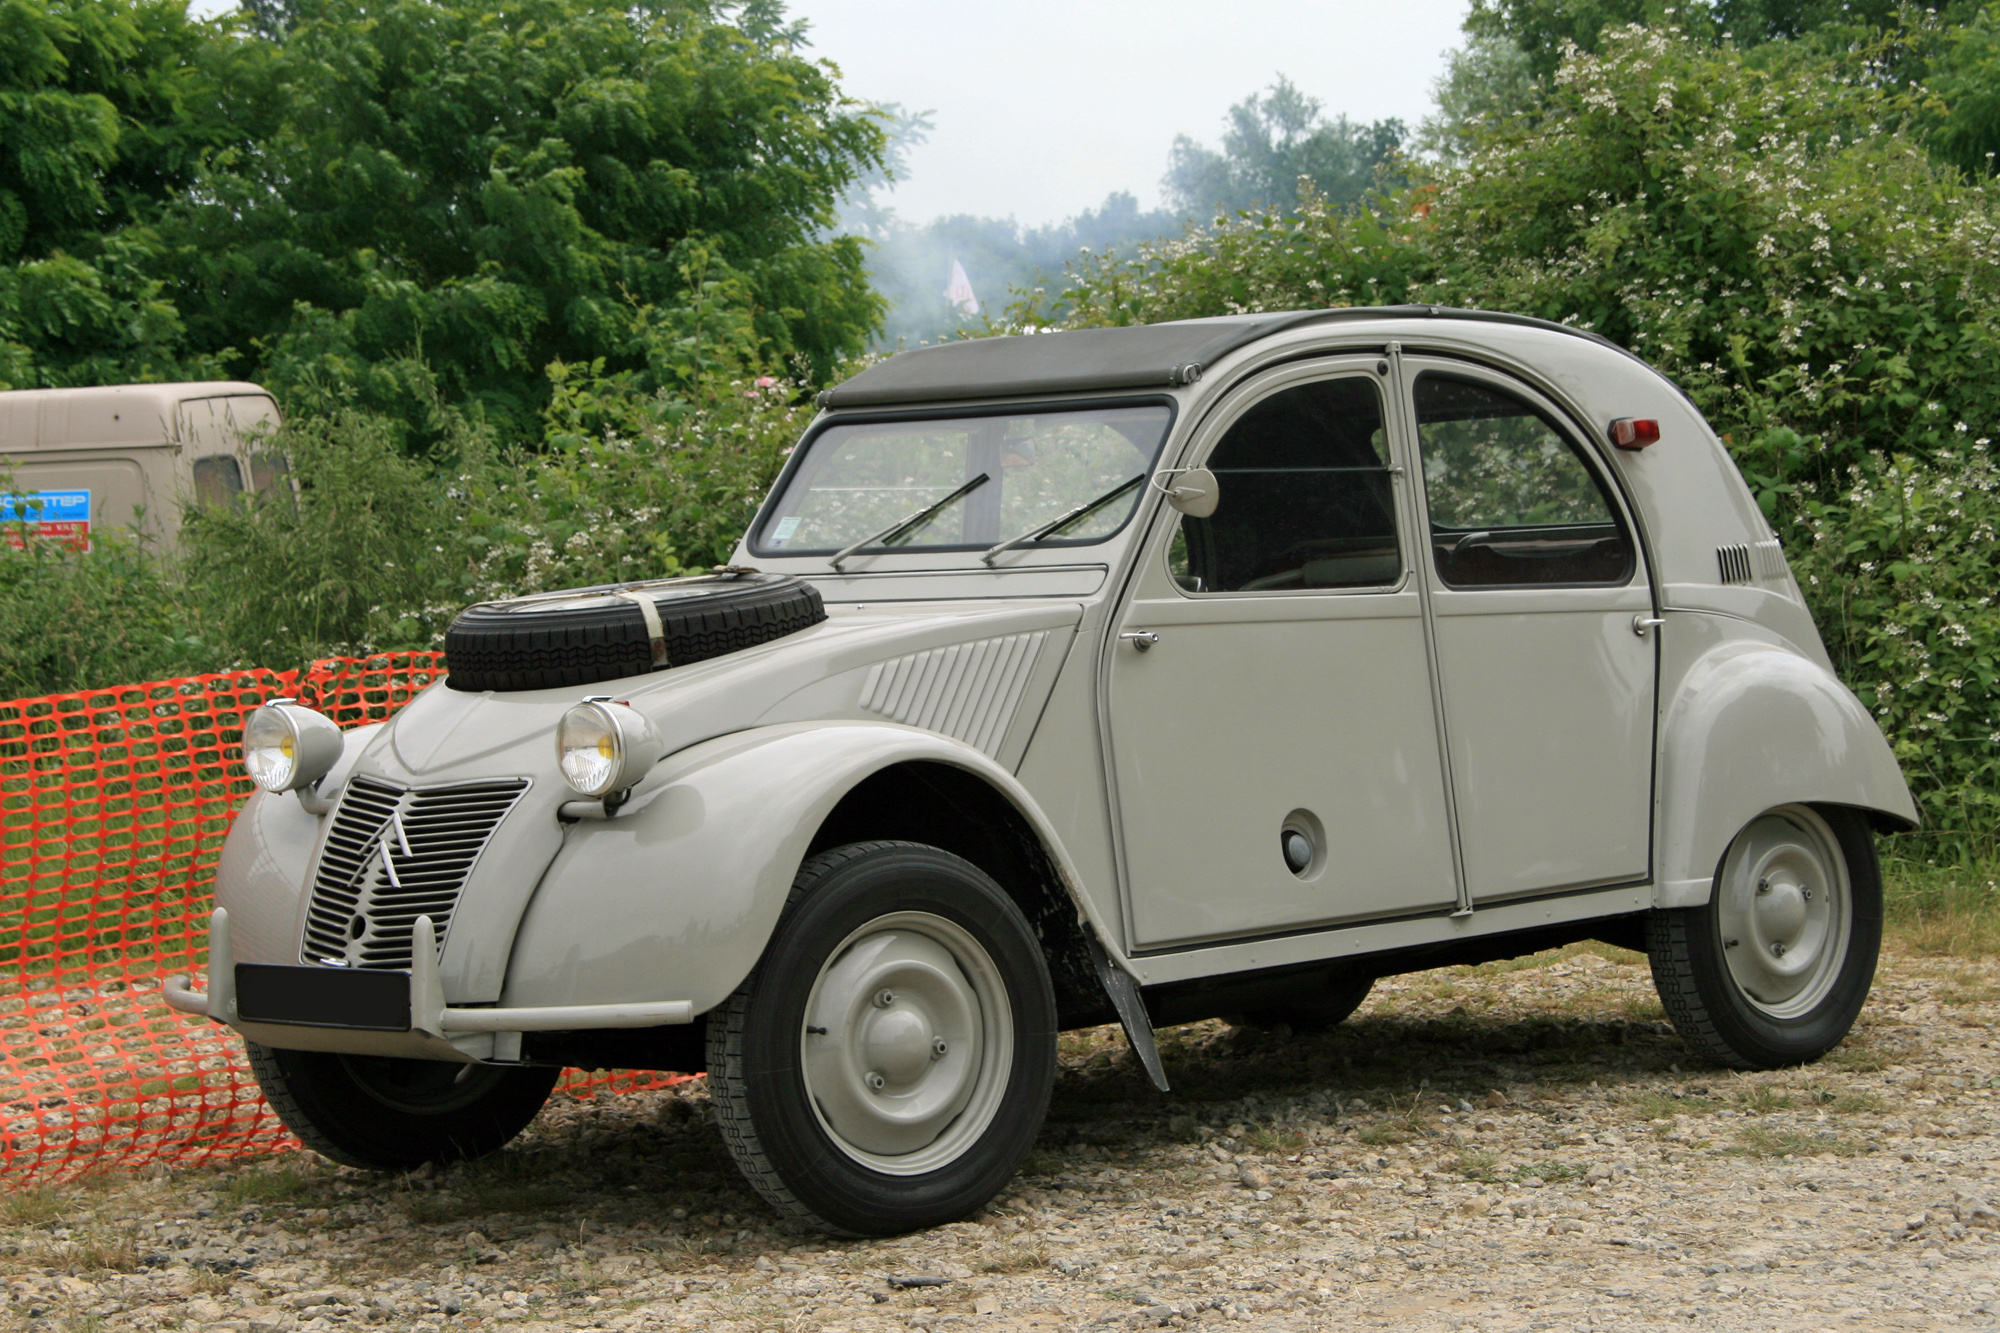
[801,911,1014,1176]
[1716,805,1850,1018]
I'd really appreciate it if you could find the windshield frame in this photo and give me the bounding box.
[745,394,1181,565]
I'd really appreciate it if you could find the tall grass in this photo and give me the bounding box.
[1882,857,2000,958]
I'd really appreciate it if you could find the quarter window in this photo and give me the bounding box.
[1413,375,1633,587]
[1172,376,1400,594]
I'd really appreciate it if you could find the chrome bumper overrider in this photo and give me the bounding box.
[164,909,693,1038]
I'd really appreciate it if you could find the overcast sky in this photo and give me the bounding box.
[794,0,1474,227]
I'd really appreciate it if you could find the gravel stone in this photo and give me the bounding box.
[5,947,1996,1332]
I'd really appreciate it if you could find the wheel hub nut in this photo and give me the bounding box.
[1770,942,1787,957]
[931,1037,948,1059]
[873,989,896,1008]
[864,1070,886,1091]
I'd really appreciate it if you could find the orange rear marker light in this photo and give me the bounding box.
[1609,418,1660,450]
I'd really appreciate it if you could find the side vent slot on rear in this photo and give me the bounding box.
[1752,538,1789,583]
[1716,544,1754,585]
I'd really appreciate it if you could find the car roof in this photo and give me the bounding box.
[819,306,1639,410]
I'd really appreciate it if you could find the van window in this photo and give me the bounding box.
[248,452,291,496]
[192,455,244,507]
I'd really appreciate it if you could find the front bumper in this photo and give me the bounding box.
[165,909,695,1063]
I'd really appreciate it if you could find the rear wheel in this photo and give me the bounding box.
[1647,804,1880,1070]
[245,1043,558,1170]
[707,842,1057,1236]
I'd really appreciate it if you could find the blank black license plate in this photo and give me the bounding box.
[234,964,411,1032]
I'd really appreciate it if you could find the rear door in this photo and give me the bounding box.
[1401,360,1657,905]
[179,395,282,506]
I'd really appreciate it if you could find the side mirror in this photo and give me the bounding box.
[1161,466,1219,518]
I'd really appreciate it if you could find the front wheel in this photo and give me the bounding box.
[707,841,1057,1236]
[245,1043,558,1170]
[1647,804,1881,1070]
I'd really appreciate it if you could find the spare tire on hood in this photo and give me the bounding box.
[443,570,826,693]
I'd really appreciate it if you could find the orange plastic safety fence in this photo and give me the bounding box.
[1,655,685,1186]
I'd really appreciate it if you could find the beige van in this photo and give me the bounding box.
[0,382,283,547]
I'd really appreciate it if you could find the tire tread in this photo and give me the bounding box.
[244,1040,382,1169]
[705,841,911,1234]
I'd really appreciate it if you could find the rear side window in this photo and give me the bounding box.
[192,455,243,508]
[1413,375,1633,588]
[1172,376,1400,593]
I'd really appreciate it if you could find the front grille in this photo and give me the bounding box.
[301,776,529,970]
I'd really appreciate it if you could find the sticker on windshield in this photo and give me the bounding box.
[771,515,802,546]
[1,489,91,551]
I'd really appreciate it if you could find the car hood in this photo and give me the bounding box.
[352,598,1087,789]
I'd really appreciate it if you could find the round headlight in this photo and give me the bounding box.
[557,698,664,799]
[242,700,343,793]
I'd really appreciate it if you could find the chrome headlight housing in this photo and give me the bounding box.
[557,697,665,799]
[241,699,344,793]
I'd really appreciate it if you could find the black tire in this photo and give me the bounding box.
[444,571,825,693]
[1647,804,1881,1071]
[707,841,1057,1236]
[245,1042,559,1170]
[1239,973,1374,1032]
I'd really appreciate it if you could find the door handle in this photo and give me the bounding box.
[1632,615,1665,638]
[1119,631,1160,652]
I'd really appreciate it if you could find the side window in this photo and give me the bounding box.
[1413,375,1634,588]
[192,455,244,508]
[1170,376,1400,594]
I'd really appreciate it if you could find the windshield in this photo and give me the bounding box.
[753,403,1173,559]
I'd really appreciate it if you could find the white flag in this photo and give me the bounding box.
[943,258,980,316]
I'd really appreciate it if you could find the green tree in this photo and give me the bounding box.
[1928,2,2000,178]
[0,0,257,387]
[1161,76,1404,218]
[156,0,883,443]
[1461,0,1915,79]
[1415,32,1539,166]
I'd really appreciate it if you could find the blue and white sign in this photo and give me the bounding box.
[0,490,91,525]
[1,489,92,548]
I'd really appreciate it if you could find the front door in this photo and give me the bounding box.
[1403,362,1657,904]
[1108,360,1459,949]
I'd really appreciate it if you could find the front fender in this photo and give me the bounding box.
[1656,641,1917,908]
[215,722,385,966]
[500,721,1113,1015]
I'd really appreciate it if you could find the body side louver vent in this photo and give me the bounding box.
[1752,538,1789,583]
[1716,544,1754,585]
[859,632,1050,757]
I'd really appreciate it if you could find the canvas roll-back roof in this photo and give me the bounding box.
[820,306,1631,409]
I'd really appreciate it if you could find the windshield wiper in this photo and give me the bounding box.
[828,472,990,572]
[980,473,1145,566]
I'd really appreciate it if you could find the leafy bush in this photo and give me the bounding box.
[0,526,215,697]
[176,407,487,668]
[458,366,811,599]
[1794,443,2000,847]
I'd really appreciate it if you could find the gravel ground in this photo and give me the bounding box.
[4,943,1996,1333]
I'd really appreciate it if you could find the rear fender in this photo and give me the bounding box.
[1656,643,1917,908]
[502,721,1115,1015]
